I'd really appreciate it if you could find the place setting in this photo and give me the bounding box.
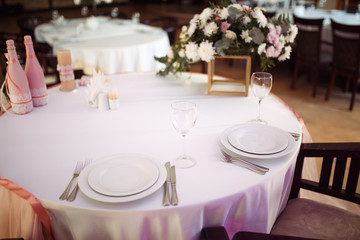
[75,153,167,203]
[218,72,299,174]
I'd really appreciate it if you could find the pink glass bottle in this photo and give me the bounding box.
[5,39,33,114]
[24,35,48,106]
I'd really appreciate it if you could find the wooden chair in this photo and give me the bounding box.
[0,177,53,240]
[325,20,360,111]
[270,142,360,239]
[200,142,360,240]
[291,15,332,97]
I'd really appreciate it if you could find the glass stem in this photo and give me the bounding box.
[258,99,262,121]
[182,135,186,157]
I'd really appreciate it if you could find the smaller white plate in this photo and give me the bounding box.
[88,157,159,197]
[78,153,167,203]
[227,124,289,155]
[219,123,297,161]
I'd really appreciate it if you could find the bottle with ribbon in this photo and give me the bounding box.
[2,39,33,114]
[24,35,48,107]
[56,49,76,91]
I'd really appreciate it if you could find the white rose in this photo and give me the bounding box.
[219,8,229,20]
[225,30,236,40]
[257,43,267,55]
[241,30,252,43]
[198,40,215,62]
[167,48,174,60]
[278,46,292,61]
[199,8,213,23]
[172,61,180,70]
[188,23,197,37]
[204,22,218,37]
[185,42,200,62]
[178,49,185,58]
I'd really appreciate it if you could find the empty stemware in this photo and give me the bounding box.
[249,72,272,124]
[171,101,197,168]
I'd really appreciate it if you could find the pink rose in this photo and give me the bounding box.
[221,21,231,33]
[215,16,221,21]
[267,29,279,46]
[273,43,283,57]
[266,46,275,57]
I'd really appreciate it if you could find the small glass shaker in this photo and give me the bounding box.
[132,12,140,24]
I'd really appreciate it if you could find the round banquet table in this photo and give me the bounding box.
[35,17,170,75]
[0,72,303,240]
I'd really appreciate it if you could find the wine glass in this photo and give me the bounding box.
[81,6,89,17]
[249,72,272,124]
[171,101,197,168]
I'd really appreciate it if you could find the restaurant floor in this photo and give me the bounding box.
[1,2,359,214]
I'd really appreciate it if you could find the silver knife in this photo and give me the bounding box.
[162,162,171,206]
[170,166,178,206]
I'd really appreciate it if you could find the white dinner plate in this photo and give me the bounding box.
[219,123,296,161]
[227,124,289,155]
[78,153,167,203]
[88,156,159,197]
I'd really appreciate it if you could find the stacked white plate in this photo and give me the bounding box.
[219,123,296,161]
[78,153,166,203]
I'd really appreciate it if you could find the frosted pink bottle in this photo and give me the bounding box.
[24,35,48,106]
[6,39,33,114]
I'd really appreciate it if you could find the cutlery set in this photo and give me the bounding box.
[59,158,92,201]
[163,161,178,206]
[220,150,269,175]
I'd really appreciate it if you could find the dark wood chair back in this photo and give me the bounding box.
[293,15,324,63]
[291,15,330,97]
[289,142,360,204]
[325,20,360,110]
[331,20,360,73]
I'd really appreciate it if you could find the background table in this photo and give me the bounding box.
[0,72,302,240]
[294,8,360,25]
[35,17,170,75]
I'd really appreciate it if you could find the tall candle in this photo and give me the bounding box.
[57,49,76,91]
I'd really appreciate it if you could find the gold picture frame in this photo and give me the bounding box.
[207,55,251,96]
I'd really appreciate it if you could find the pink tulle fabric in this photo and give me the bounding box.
[0,177,53,240]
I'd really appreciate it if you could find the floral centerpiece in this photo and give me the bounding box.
[155,0,298,76]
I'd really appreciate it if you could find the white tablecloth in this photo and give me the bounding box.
[0,72,302,240]
[35,17,170,75]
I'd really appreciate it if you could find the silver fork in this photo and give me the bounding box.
[220,150,269,174]
[59,161,83,200]
[67,158,92,202]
